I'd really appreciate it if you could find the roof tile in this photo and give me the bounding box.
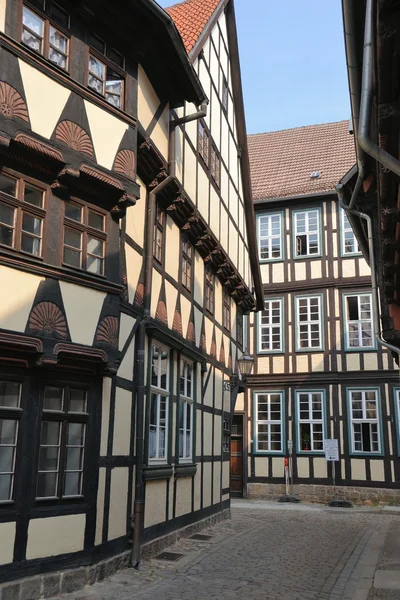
[166,0,222,54]
[248,120,356,201]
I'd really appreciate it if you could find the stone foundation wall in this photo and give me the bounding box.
[0,509,231,600]
[248,483,400,506]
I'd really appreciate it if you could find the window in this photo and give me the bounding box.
[236,309,243,349]
[296,391,324,452]
[153,204,164,264]
[149,345,169,461]
[22,4,70,70]
[258,213,282,261]
[0,381,22,502]
[37,385,87,499]
[0,170,45,257]
[88,34,125,109]
[198,121,209,166]
[210,144,220,187]
[349,389,381,454]
[222,75,228,111]
[259,298,283,352]
[223,289,231,331]
[205,269,215,314]
[341,209,360,255]
[344,294,373,349]
[223,419,230,453]
[63,200,106,275]
[255,391,283,453]
[294,209,320,257]
[179,359,193,461]
[296,295,322,350]
[181,237,193,292]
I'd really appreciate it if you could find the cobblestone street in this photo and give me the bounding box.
[58,502,397,600]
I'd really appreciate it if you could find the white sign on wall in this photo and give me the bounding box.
[324,439,339,462]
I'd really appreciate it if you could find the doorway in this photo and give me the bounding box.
[230,414,244,497]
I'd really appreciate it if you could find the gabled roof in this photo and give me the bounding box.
[248,120,356,202]
[165,0,222,54]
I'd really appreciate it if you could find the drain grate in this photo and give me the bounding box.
[155,551,185,562]
[190,534,213,541]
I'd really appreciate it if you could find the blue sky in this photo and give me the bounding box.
[157,0,350,134]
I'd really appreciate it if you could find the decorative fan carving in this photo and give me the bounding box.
[173,310,183,337]
[29,302,67,338]
[96,316,119,348]
[56,120,94,156]
[0,82,29,122]
[156,300,168,325]
[113,149,136,179]
[186,321,195,344]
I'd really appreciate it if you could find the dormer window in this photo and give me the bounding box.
[22,4,70,71]
[88,35,125,109]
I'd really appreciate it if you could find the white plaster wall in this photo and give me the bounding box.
[26,514,85,559]
[60,282,105,346]
[145,480,166,527]
[137,65,160,130]
[112,387,132,455]
[0,266,43,332]
[108,467,129,540]
[175,477,192,518]
[0,522,15,565]
[0,0,6,32]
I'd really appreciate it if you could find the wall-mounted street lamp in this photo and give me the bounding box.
[223,348,254,392]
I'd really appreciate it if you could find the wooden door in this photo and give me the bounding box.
[230,415,243,497]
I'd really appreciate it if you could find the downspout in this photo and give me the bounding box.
[336,184,400,357]
[132,102,207,569]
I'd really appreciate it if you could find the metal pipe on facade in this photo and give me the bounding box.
[336,184,400,357]
[173,101,208,126]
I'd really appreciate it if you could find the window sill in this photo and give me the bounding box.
[259,258,284,264]
[349,452,383,458]
[293,254,322,261]
[295,348,324,353]
[144,465,173,481]
[175,463,197,478]
[297,451,325,456]
[344,347,377,353]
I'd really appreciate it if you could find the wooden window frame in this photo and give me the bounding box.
[181,236,193,293]
[179,358,194,462]
[0,168,46,259]
[21,2,70,72]
[295,295,322,351]
[259,298,283,353]
[205,269,215,315]
[36,384,89,501]
[296,391,325,453]
[344,293,374,350]
[348,389,381,454]
[149,344,170,463]
[63,199,107,276]
[255,391,283,454]
[86,34,126,110]
[257,213,283,261]
[0,380,23,504]
[223,288,231,331]
[293,209,321,258]
[153,204,164,264]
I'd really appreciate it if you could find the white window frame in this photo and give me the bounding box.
[149,344,170,462]
[257,213,283,261]
[258,298,283,353]
[179,358,193,462]
[296,391,325,453]
[344,293,374,350]
[0,381,22,503]
[341,208,361,255]
[254,391,283,453]
[296,295,323,351]
[293,209,321,257]
[348,389,381,454]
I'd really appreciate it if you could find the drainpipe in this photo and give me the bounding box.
[336,184,400,357]
[132,102,208,569]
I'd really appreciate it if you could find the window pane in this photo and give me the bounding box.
[40,421,61,446]
[24,185,43,207]
[49,26,68,53]
[0,474,13,501]
[107,47,124,68]
[88,211,104,231]
[49,47,67,69]
[22,28,42,52]
[23,7,44,35]
[39,445,59,471]
[0,419,17,445]
[87,255,103,275]
[64,228,81,249]
[64,247,81,268]
[37,472,57,497]
[0,175,16,196]
[67,423,85,446]
[87,236,103,257]
[90,34,105,53]
[22,213,41,236]
[43,386,63,411]
[50,3,69,28]
[0,202,14,227]
[69,389,86,413]
[0,446,14,473]
[65,203,82,222]
[21,233,41,256]
[64,472,82,496]
[0,382,21,408]
[89,55,105,79]
[66,447,84,470]
[88,73,103,95]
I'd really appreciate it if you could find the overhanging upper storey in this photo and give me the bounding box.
[341,0,400,351]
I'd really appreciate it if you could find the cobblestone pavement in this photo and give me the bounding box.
[58,502,396,600]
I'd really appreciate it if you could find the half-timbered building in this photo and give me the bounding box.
[0,0,261,591]
[233,121,400,504]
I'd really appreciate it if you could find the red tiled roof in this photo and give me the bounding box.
[248,120,356,201]
[165,0,222,54]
